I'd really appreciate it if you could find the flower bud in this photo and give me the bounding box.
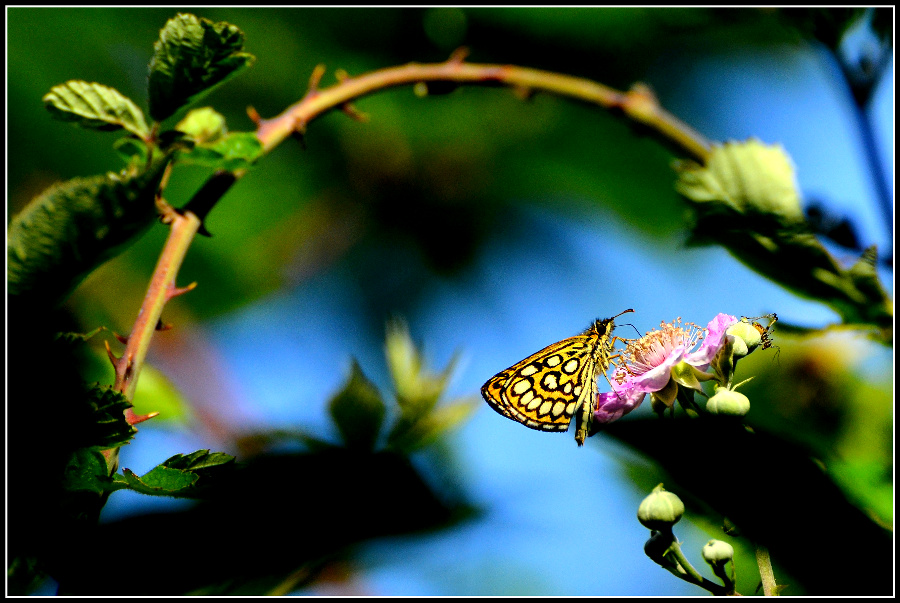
[702,539,734,566]
[706,388,750,417]
[637,484,684,530]
[726,321,761,358]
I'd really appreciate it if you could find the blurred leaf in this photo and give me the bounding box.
[328,360,386,451]
[386,399,477,454]
[148,13,255,122]
[131,363,193,426]
[43,80,150,139]
[676,139,803,221]
[113,136,151,169]
[57,449,468,594]
[7,156,170,306]
[777,8,872,50]
[675,140,892,341]
[385,318,456,415]
[177,132,263,170]
[55,326,107,344]
[605,417,893,595]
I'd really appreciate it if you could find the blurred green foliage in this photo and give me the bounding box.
[7,7,892,596]
[9,6,800,328]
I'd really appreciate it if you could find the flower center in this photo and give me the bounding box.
[617,318,704,378]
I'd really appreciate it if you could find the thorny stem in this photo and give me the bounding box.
[101,206,200,472]
[190,57,712,227]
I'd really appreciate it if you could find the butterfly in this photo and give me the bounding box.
[481,309,633,446]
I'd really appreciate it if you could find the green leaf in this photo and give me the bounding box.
[62,448,113,495]
[43,80,150,139]
[148,13,255,122]
[163,449,235,472]
[675,139,804,222]
[113,449,235,497]
[118,466,198,496]
[82,385,137,450]
[329,360,386,451]
[7,156,170,306]
[177,132,263,170]
[674,140,892,341]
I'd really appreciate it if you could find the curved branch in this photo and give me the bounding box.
[185,56,711,224]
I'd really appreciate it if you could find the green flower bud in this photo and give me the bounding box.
[702,539,734,566]
[638,484,685,530]
[706,388,750,416]
[726,321,761,358]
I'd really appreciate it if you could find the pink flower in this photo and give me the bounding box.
[594,313,738,424]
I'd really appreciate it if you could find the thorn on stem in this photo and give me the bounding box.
[104,340,120,366]
[155,319,173,332]
[448,47,470,64]
[307,64,327,96]
[125,407,160,426]
[167,281,198,300]
[247,105,262,125]
[622,83,660,123]
[114,332,129,345]
[512,85,535,101]
[340,102,368,122]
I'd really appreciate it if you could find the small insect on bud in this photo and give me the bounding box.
[637,484,685,530]
[706,388,750,417]
[702,539,735,567]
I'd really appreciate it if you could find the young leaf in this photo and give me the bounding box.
[329,360,386,451]
[177,132,263,170]
[163,449,235,473]
[8,156,169,306]
[675,140,892,340]
[81,385,137,450]
[113,449,236,497]
[43,80,150,139]
[114,136,151,169]
[62,448,113,495]
[148,13,255,122]
[118,466,199,496]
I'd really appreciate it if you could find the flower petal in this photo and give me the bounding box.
[684,313,737,369]
[624,343,687,393]
[595,386,646,424]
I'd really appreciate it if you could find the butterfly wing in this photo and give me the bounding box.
[481,334,599,433]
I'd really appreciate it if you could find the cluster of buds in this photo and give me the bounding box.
[638,484,737,595]
[593,313,777,425]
